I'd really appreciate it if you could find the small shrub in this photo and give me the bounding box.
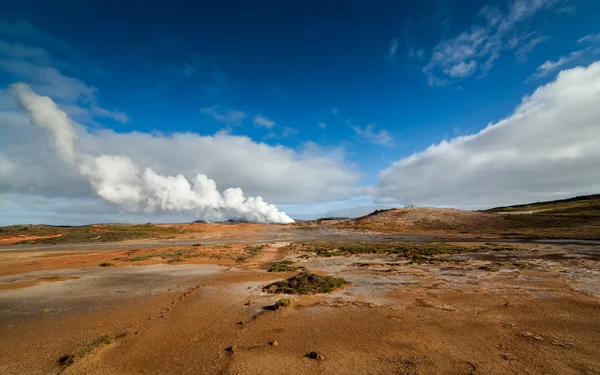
[263,272,349,294]
[98,262,113,267]
[275,298,293,309]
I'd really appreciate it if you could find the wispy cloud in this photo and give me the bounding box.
[445,60,478,77]
[90,104,130,123]
[201,106,245,126]
[408,48,424,59]
[253,115,275,129]
[281,127,299,138]
[531,49,587,79]
[0,36,129,123]
[353,125,393,147]
[578,33,600,44]
[331,107,338,116]
[422,0,561,86]
[515,35,550,62]
[384,38,399,65]
[318,122,326,129]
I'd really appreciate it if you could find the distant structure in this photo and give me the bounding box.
[404,204,415,208]
[496,211,533,215]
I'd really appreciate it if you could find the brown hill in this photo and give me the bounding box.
[338,195,600,239]
[338,207,512,234]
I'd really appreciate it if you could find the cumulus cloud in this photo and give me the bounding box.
[253,115,275,129]
[10,84,295,223]
[423,0,561,85]
[0,85,361,223]
[376,61,600,208]
[353,125,393,147]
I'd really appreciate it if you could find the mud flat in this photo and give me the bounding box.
[0,238,599,374]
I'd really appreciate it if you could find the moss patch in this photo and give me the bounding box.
[263,272,349,294]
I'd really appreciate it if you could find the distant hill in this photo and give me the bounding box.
[485,194,600,214]
[336,194,600,239]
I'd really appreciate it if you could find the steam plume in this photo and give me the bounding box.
[10,83,294,223]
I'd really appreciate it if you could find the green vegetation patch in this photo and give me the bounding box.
[275,298,293,309]
[302,241,514,260]
[235,245,265,263]
[265,260,303,272]
[263,272,349,294]
[114,248,206,262]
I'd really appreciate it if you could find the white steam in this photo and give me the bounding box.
[10,83,294,223]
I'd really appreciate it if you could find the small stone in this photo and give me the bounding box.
[149,317,156,320]
[135,331,140,335]
[244,301,251,306]
[41,309,50,314]
[225,345,235,354]
[270,341,278,346]
[237,321,244,326]
[305,351,324,360]
[502,353,513,360]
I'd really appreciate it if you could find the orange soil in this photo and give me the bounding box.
[1,239,599,374]
[0,234,63,245]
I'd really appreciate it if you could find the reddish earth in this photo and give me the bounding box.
[0,234,63,245]
[0,230,599,374]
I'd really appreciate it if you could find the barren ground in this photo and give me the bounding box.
[0,221,599,374]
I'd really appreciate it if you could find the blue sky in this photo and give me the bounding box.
[1,0,600,224]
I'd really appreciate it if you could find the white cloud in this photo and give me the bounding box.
[423,0,560,85]
[318,122,326,129]
[445,60,478,77]
[201,106,245,126]
[530,48,590,79]
[578,33,600,44]
[331,107,338,115]
[385,39,399,65]
[253,115,275,129]
[353,125,393,147]
[0,88,361,210]
[377,61,600,208]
